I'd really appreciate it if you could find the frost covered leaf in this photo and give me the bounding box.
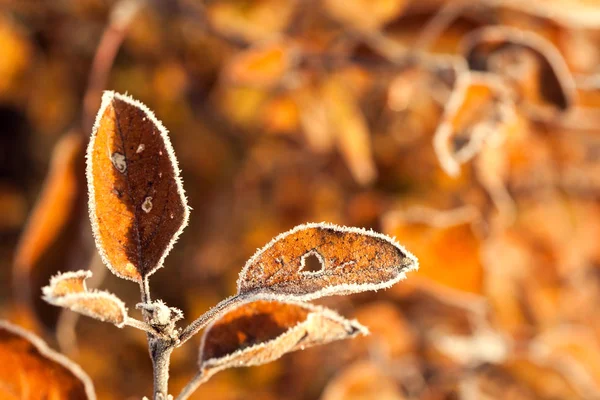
[461,26,575,115]
[86,91,189,282]
[0,320,96,399]
[198,300,366,380]
[433,72,517,177]
[236,222,418,300]
[42,270,127,327]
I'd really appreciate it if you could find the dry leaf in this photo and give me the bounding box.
[198,299,366,379]
[460,25,576,116]
[86,91,189,282]
[321,360,405,400]
[42,270,128,327]
[223,39,297,88]
[433,72,517,177]
[12,131,90,329]
[0,320,96,399]
[322,75,378,186]
[236,222,418,300]
[324,0,407,31]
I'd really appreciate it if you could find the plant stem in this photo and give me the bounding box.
[150,339,174,399]
[175,371,212,400]
[177,294,241,346]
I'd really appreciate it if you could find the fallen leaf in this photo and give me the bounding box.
[461,25,576,116]
[86,91,189,282]
[321,360,406,400]
[324,0,407,31]
[198,299,366,380]
[433,72,517,177]
[223,39,297,88]
[42,270,128,327]
[236,222,418,300]
[0,320,96,399]
[13,131,90,329]
[322,75,378,186]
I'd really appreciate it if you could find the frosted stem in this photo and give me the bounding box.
[177,294,242,346]
[175,371,212,400]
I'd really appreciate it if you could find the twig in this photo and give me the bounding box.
[413,0,472,51]
[177,294,242,346]
[175,371,212,400]
[82,0,145,131]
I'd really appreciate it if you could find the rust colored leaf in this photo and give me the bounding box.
[198,300,366,379]
[461,26,576,115]
[86,91,189,282]
[0,320,96,399]
[42,270,127,327]
[433,72,517,177]
[236,222,418,300]
[12,131,90,329]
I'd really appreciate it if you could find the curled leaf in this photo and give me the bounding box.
[460,26,576,115]
[198,300,366,379]
[236,222,418,300]
[86,91,189,282]
[433,72,517,177]
[0,320,96,399]
[42,270,128,327]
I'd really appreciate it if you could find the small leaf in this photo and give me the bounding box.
[460,26,576,115]
[42,270,128,327]
[198,299,366,379]
[236,222,418,300]
[0,320,96,399]
[433,72,517,177]
[86,91,189,282]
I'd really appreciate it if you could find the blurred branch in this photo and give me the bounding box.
[82,0,145,131]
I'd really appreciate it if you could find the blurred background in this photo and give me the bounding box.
[2,0,600,398]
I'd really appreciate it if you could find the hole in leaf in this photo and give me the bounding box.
[301,252,324,274]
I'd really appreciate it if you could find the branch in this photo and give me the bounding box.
[177,294,242,346]
[175,371,212,400]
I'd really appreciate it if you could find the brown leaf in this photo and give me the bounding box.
[433,72,517,177]
[324,0,407,31]
[236,222,418,300]
[199,300,366,378]
[322,75,378,186]
[86,91,189,282]
[42,270,128,327]
[321,360,406,400]
[13,131,91,329]
[0,320,96,399]
[460,26,576,115]
[223,39,297,88]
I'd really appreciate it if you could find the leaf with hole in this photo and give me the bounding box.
[42,270,128,327]
[0,320,96,399]
[86,91,189,282]
[236,222,418,300]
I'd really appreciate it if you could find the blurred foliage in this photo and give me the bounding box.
[2,0,600,398]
